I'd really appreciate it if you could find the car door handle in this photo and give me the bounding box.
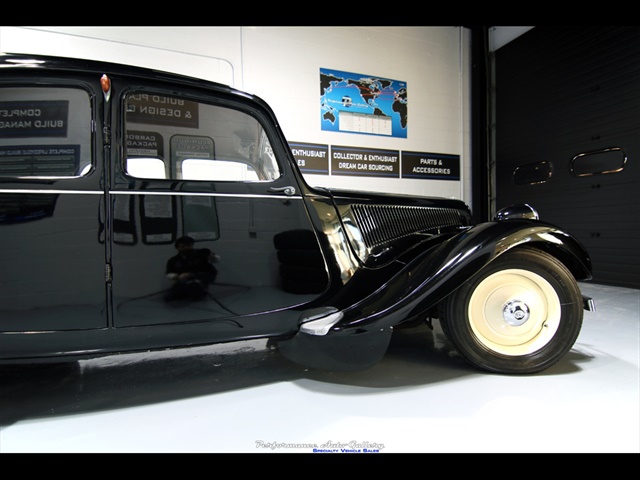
[268,186,296,196]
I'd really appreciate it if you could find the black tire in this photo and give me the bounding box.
[440,248,583,374]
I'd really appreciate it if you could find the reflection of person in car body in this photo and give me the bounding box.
[164,235,219,301]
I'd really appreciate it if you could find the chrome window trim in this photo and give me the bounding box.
[0,189,103,195]
[110,191,304,200]
[570,147,627,177]
[0,189,303,200]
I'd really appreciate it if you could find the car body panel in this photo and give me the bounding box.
[0,53,594,371]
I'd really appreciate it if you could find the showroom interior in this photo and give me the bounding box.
[0,26,638,453]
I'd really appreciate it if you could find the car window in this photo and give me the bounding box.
[126,157,167,179]
[0,86,93,178]
[181,158,259,181]
[123,91,281,182]
[570,147,627,177]
[513,161,553,185]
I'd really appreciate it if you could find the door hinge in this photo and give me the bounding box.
[105,263,112,283]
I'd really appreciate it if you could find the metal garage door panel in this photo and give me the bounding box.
[495,26,640,288]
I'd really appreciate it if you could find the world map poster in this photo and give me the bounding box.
[320,68,407,138]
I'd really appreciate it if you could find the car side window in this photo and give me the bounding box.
[123,91,281,182]
[0,86,93,178]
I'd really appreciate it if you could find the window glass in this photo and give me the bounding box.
[570,148,627,177]
[513,161,553,185]
[124,92,281,182]
[126,157,167,179]
[0,87,92,178]
[181,158,259,181]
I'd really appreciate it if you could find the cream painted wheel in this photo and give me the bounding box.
[467,269,561,356]
[441,248,583,374]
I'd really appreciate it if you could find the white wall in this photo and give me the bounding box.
[0,26,473,208]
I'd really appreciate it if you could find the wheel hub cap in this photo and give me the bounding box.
[502,300,530,326]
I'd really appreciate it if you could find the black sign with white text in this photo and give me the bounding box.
[126,131,164,158]
[0,144,80,176]
[331,145,400,177]
[401,151,460,180]
[289,141,329,174]
[126,94,199,128]
[0,100,69,138]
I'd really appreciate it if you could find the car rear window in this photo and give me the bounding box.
[0,86,93,178]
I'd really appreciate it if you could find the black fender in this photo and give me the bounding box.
[277,219,592,371]
[336,219,593,331]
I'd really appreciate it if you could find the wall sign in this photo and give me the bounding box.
[140,195,176,244]
[182,195,219,241]
[320,68,407,138]
[0,144,80,176]
[331,145,400,178]
[292,143,460,182]
[170,135,215,162]
[126,130,164,158]
[112,196,137,245]
[289,141,329,175]
[125,94,199,129]
[401,151,460,181]
[0,100,69,138]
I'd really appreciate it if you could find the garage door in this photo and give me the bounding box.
[495,26,640,289]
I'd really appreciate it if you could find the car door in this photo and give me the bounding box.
[108,84,330,339]
[0,80,108,332]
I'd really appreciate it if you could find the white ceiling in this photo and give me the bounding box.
[489,26,534,51]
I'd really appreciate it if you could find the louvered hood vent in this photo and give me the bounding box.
[350,204,468,249]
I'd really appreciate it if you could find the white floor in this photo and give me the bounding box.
[0,282,638,454]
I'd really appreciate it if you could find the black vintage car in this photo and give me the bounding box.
[0,53,595,374]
